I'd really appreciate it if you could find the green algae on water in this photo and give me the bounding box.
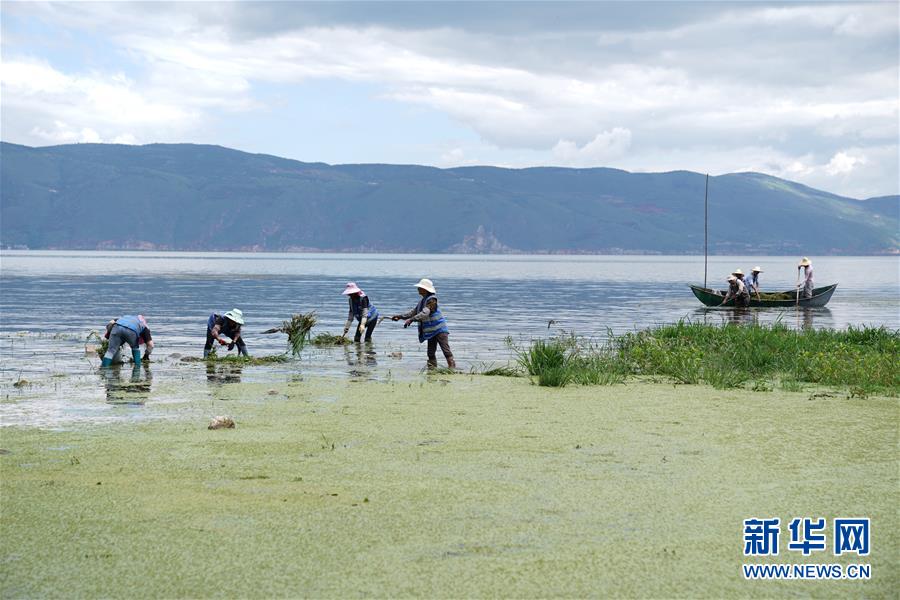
[1,377,897,598]
[181,354,290,365]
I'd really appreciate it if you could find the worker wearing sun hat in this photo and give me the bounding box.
[720,274,750,307]
[341,282,380,342]
[204,308,248,358]
[798,257,814,299]
[392,278,456,369]
[744,266,764,301]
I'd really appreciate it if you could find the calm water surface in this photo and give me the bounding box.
[1,251,897,427]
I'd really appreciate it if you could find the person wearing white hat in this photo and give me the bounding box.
[341,282,379,342]
[798,257,814,299]
[745,266,763,301]
[720,275,750,307]
[391,278,456,369]
[204,308,248,358]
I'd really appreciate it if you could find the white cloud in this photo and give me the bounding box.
[1,1,897,196]
[1,57,196,144]
[826,151,868,176]
[552,128,632,167]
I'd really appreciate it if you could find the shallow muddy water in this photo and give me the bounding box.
[1,251,897,427]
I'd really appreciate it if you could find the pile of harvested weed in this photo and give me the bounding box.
[312,332,351,347]
[260,312,317,355]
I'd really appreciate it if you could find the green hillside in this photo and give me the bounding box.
[1,142,896,254]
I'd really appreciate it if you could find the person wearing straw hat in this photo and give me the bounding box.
[745,266,764,301]
[731,268,747,290]
[798,257,815,299]
[101,315,153,367]
[341,282,379,342]
[720,275,750,307]
[204,308,248,358]
[391,278,456,369]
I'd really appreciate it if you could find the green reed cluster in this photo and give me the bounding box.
[510,322,898,393]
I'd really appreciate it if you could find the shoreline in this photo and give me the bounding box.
[2,376,897,597]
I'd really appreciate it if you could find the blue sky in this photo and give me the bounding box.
[2,1,898,198]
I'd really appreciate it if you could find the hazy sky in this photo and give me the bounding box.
[2,1,898,198]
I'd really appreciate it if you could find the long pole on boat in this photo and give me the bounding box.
[704,173,709,289]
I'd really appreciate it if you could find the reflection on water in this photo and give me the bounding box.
[101,364,153,405]
[343,342,378,380]
[206,361,243,386]
[1,252,897,427]
[692,307,833,329]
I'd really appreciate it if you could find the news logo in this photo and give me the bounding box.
[742,517,871,580]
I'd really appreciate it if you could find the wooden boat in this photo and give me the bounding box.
[690,284,838,308]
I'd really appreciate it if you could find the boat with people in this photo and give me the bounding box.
[690,283,838,308]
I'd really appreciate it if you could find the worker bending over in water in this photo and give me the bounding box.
[341,282,379,342]
[102,315,153,367]
[205,308,248,358]
[392,278,456,369]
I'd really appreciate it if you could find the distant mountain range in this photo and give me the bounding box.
[1,142,896,254]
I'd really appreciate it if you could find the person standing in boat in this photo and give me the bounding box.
[798,257,814,299]
[341,282,379,342]
[744,266,763,301]
[720,275,750,307]
[205,309,248,358]
[391,278,456,369]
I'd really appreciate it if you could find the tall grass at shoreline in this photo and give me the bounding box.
[511,322,898,393]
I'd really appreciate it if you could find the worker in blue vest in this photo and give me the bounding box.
[205,308,248,358]
[101,315,153,367]
[341,282,379,342]
[391,278,456,369]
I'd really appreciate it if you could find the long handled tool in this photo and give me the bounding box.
[795,267,802,307]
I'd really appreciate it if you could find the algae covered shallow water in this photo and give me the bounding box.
[1,251,898,427]
[1,377,897,597]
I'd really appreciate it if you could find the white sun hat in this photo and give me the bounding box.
[732,268,744,276]
[415,278,437,294]
[223,308,244,325]
[751,266,763,273]
[727,275,737,282]
[799,257,812,267]
[342,282,363,295]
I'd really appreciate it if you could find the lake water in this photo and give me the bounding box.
[1,251,897,427]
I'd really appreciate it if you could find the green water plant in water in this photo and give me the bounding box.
[312,332,352,347]
[511,322,899,393]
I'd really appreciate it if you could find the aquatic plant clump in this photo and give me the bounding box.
[85,331,109,359]
[312,333,352,347]
[262,312,318,355]
[515,334,626,387]
[181,355,290,365]
[512,323,899,393]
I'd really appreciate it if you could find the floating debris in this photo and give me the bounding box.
[389,352,403,359]
[13,379,31,388]
[312,332,351,347]
[261,312,317,355]
[208,416,235,430]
